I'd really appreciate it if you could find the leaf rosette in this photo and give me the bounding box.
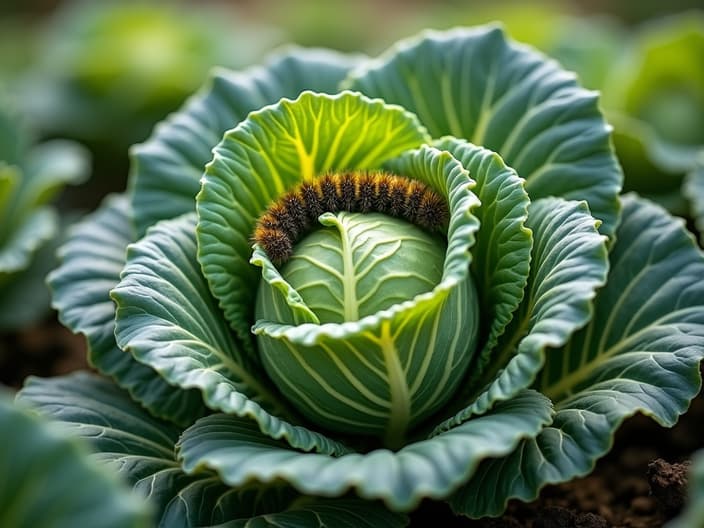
[35,25,704,523]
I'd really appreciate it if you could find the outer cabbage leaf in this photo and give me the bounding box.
[177,390,552,512]
[433,196,608,433]
[344,25,622,238]
[16,373,406,527]
[452,194,704,517]
[1,391,149,528]
[112,213,350,456]
[130,47,362,237]
[48,194,206,426]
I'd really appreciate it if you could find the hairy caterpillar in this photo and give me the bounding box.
[253,171,448,264]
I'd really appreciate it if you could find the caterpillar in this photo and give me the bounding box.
[253,170,448,264]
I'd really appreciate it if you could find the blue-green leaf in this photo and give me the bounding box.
[344,25,622,238]
[17,373,404,527]
[2,390,149,528]
[48,194,206,426]
[453,194,704,517]
[434,197,608,433]
[684,159,704,245]
[0,215,60,330]
[112,213,350,456]
[432,137,531,385]
[177,390,552,512]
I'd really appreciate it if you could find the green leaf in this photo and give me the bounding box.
[667,450,704,528]
[0,163,19,220]
[18,139,90,209]
[602,14,704,212]
[177,390,552,512]
[111,213,350,456]
[539,195,704,403]
[433,197,608,433]
[607,13,704,148]
[432,137,531,384]
[0,207,55,275]
[16,372,199,521]
[684,159,704,245]
[130,47,362,237]
[0,98,30,165]
[0,216,60,330]
[212,498,408,528]
[0,139,88,240]
[17,373,404,527]
[48,194,206,426]
[608,111,699,214]
[452,194,704,517]
[197,90,429,349]
[1,391,149,528]
[344,25,622,238]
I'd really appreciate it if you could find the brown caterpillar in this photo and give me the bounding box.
[253,171,448,264]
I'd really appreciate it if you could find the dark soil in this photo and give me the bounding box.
[0,318,87,389]
[1,321,701,528]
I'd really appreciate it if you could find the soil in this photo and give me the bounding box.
[1,321,702,528]
[0,318,87,389]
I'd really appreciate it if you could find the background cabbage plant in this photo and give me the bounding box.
[603,12,704,219]
[0,99,88,330]
[19,25,704,524]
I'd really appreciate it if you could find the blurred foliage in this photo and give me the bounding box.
[0,392,150,527]
[0,1,283,208]
[11,1,282,147]
[0,97,88,330]
[0,0,702,230]
[600,13,704,216]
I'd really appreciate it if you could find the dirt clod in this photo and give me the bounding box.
[533,506,575,528]
[647,458,691,515]
[576,512,609,528]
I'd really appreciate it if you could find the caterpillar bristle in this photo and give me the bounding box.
[268,202,300,239]
[281,193,309,233]
[357,174,376,212]
[387,179,407,217]
[253,170,448,264]
[254,227,293,264]
[300,182,324,222]
[416,192,448,229]
[404,182,425,223]
[374,174,392,213]
[320,175,339,211]
[339,173,357,211]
